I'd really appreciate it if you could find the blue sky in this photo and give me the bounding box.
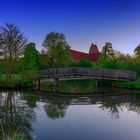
[1,0,140,54]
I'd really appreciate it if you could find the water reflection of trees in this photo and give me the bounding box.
[42,93,140,120]
[24,93,37,108]
[127,94,140,114]
[0,91,35,140]
[100,94,140,119]
[43,96,70,119]
[100,101,123,119]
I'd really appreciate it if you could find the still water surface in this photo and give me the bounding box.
[1,80,140,140]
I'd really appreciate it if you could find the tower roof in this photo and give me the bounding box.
[89,43,99,54]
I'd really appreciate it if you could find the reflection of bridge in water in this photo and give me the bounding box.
[35,92,135,105]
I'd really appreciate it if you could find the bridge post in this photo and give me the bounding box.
[38,79,40,90]
[74,68,77,77]
[33,79,40,91]
[102,69,104,80]
[54,78,59,89]
[115,71,118,81]
[95,79,98,86]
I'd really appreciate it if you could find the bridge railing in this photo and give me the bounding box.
[38,68,137,81]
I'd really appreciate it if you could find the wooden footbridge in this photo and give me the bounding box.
[34,68,137,90]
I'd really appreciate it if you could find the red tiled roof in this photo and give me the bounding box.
[70,49,99,62]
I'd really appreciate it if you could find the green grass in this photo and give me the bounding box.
[113,81,140,89]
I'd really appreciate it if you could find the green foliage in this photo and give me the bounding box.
[22,42,40,71]
[132,60,140,77]
[77,58,93,67]
[132,45,140,76]
[69,58,93,67]
[134,44,140,59]
[113,81,140,89]
[6,132,26,140]
[96,42,118,69]
[0,23,27,79]
[52,42,71,67]
[0,72,37,88]
[69,61,78,67]
[24,94,37,108]
[0,74,23,88]
[39,53,49,69]
[97,43,137,71]
[101,42,115,59]
[42,32,71,67]
[0,59,7,74]
[22,70,38,82]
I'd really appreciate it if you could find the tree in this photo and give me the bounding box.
[39,53,49,69]
[97,42,116,69]
[0,23,27,79]
[133,44,140,76]
[52,42,71,67]
[101,42,115,59]
[22,42,40,70]
[134,44,140,59]
[42,32,71,67]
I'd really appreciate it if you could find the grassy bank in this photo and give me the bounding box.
[113,81,140,89]
[0,74,33,89]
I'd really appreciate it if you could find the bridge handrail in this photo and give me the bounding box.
[38,68,137,81]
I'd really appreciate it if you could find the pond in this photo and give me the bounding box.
[1,80,140,140]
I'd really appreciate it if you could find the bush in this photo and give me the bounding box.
[77,58,93,67]
[69,58,93,68]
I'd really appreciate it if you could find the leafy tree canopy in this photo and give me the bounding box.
[22,42,40,71]
[134,44,140,58]
[77,58,93,67]
[69,58,93,68]
[42,32,71,67]
[101,42,115,59]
